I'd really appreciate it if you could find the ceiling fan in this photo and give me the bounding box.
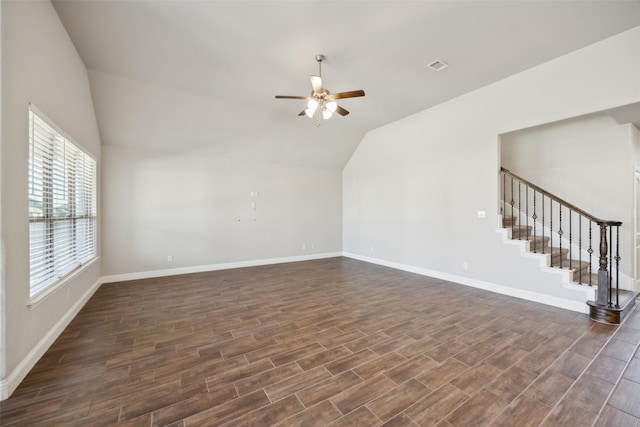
[275,54,365,126]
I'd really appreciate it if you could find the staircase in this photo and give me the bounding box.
[500,167,638,324]
[502,214,595,286]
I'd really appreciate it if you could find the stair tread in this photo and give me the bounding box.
[508,225,531,230]
[525,236,549,243]
[551,259,589,269]
[532,246,568,256]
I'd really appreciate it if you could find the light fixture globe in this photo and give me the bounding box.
[305,99,319,117]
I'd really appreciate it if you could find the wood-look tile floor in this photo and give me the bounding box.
[2,257,640,426]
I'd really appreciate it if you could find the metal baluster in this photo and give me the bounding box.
[503,173,506,227]
[568,209,572,273]
[542,196,545,254]
[558,204,563,269]
[588,222,593,286]
[510,177,515,236]
[615,226,620,308]
[579,215,583,284]
[550,199,553,258]
[518,182,522,239]
[533,191,537,253]
[609,225,613,307]
[526,187,529,241]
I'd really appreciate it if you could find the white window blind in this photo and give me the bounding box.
[28,108,97,298]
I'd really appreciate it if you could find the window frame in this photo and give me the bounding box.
[27,105,98,304]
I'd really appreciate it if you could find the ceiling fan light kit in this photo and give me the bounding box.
[275,54,365,126]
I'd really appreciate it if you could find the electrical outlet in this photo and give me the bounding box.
[302,244,307,251]
[167,255,173,262]
[370,246,374,253]
[463,261,469,269]
[477,211,486,219]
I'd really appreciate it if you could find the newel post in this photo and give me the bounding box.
[596,223,609,306]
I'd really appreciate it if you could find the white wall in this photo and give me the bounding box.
[0,0,4,384]
[501,113,635,280]
[0,1,101,398]
[101,145,342,277]
[343,27,640,309]
[633,124,640,165]
[633,125,640,290]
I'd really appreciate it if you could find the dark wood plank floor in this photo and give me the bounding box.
[1,257,639,426]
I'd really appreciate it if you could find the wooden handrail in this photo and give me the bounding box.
[500,167,622,226]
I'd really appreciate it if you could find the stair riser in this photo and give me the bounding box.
[502,216,516,227]
[528,238,550,250]
[572,272,596,285]
[551,251,570,264]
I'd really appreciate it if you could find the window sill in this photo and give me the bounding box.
[27,256,100,310]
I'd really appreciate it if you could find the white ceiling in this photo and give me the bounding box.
[52,0,640,169]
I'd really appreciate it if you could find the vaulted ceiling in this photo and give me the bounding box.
[52,1,640,169]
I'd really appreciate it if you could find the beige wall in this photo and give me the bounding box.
[1,1,101,397]
[101,144,342,277]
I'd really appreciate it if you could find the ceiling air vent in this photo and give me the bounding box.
[428,60,449,72]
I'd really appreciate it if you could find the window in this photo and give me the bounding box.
[28,107,97,298]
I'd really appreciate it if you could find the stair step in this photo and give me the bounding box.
[503,215,517,227]
[551,258,589,271]
[531,246,567,257]
[509,225,532,239]
[511,230,547,243]
[531,246,573,266]
[572,272,597,286]
[511,231,532,240]
[548,252,595,285]
[527,236,550,250]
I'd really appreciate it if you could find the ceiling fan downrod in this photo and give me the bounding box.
[315,54,325,78]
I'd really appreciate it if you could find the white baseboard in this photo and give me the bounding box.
[101,252,343,284]
[342,252,589,314]
[0,277,103,400]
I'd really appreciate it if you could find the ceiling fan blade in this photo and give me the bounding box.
[310,75,324,94]
[298,110,306,116]
[335,105,350,116]
[328,90,365,100]
[275,95,309,99]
